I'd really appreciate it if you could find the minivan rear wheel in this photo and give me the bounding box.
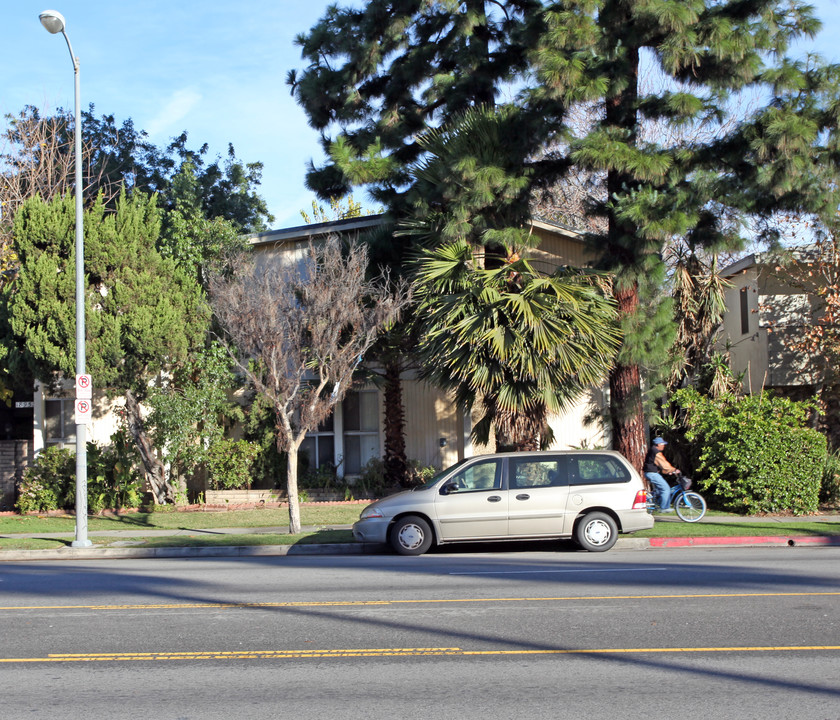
[390,516,433,556]
[575,512,618,552]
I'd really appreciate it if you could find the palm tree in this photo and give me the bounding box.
[412,238,620,451]
[399,105,620,451]
[667,244,732,393]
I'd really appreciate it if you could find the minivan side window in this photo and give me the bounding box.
[447,460,502,492]
[568,454,631,485]
[509,458,567,489]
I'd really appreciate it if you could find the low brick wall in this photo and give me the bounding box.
[205,489,286,505]
[204,488,376,505]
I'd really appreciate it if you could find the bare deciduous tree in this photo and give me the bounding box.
[0,106,115,282]
[209,236,410,533]
[760,214,840,447]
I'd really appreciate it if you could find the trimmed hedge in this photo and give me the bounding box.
[205,438,260,490]
[673,388,826,515]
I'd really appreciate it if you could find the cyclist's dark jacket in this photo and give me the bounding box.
[643,447,661,474]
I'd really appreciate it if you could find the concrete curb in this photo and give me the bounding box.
[1,535,838,562]
[0,542,386,562]
[647,535,840,548]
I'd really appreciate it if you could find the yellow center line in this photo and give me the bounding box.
[1,645,839,664]
[1,591,839,612]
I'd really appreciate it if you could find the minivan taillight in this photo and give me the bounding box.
[632,490,648,509]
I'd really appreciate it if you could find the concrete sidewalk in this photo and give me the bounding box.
[0,514,838,561]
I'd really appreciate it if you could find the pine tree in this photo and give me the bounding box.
[290,4,542,475]
[527,0,838,469]
[291,0,840,469]
[3,192,209,503]
[288,0,536,208]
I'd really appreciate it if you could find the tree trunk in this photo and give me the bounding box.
[603,34,646,471]
[382,359,409,487]
[608,282,646,471]
[467,0,495,108]
[609,359,646,472]
[284,440,302,535]
[513,436,541,452]
[124,389,172,504]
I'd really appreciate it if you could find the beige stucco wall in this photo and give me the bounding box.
[525,226,597,271]
[720,262,819,391]
[719,266,768,393]
[247,218,609,470]
[546,387,609,450]
[400,374,608,470]
[400,378,467,470]
[33,383,125,454]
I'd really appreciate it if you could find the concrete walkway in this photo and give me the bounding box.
[0,514,838,561]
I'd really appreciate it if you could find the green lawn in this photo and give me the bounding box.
[635,519,840,538]
[0,504,363,534]
[0,529,356,552]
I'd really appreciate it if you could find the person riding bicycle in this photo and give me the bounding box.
[643,437,680,513]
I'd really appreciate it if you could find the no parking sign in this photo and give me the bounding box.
[75,374,92,398]
[75,399,92,424]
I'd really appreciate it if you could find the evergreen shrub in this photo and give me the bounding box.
[821,449,840,505]
[16,433,144,514]
[354,457,437,497]
[673,388,826,515]
[355,457,388,497]
[16,446,74,513]
[85,429,144,513]
[407,459,438,487]
[205,438,260,490]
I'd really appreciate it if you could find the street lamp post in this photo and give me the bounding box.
[39,9,91,547]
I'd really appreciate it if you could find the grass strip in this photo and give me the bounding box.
[0,505,363,534]
[0,529,356,552]
[103,529,357,548]
[634,521,840,538]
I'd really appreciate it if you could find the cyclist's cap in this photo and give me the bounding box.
[652,437,667,445]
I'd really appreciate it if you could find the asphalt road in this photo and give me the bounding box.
[1,545,839,720]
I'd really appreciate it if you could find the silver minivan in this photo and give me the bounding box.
[352,450,653,555]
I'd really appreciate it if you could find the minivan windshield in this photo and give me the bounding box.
[414,458,469,490]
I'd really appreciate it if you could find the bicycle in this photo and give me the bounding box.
[646,472,707,522]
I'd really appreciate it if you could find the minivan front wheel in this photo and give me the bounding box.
[390,516,433,556]
[575,512,618,552]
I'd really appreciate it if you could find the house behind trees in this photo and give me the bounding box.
[245,213,613,478]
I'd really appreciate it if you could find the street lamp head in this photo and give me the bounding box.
[39,10,66,34]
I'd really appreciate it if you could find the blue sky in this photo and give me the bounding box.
[3,0,840,229]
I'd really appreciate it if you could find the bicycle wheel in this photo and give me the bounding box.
[674,491,706,522]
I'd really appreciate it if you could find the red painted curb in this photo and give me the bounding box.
[648,535,840,548]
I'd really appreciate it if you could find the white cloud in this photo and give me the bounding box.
[143,88,202,140]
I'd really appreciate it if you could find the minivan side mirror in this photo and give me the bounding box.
[440,481,459,495]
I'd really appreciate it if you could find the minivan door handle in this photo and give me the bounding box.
[515,494,530,501]
[487,495,502,503]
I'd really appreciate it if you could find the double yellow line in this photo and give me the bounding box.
[3,645,840,664]
[3,592,838,664]
[2,590,839,612]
